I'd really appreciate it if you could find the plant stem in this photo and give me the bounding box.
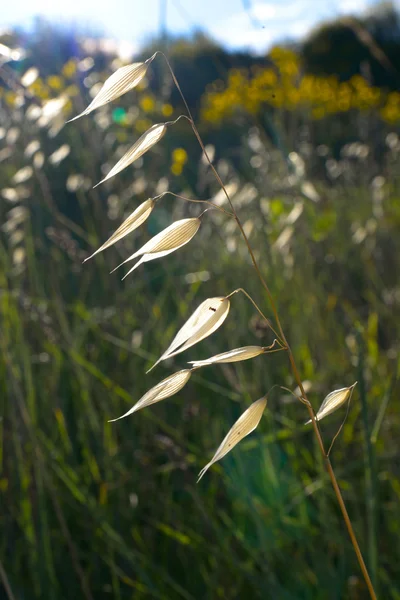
[214,154,377,598]
[0,558,16,600]
[212,158,377,598]
[159,53,378,600]
[226,288,284,342]
[357,329,378,593]
[161,53,377,599]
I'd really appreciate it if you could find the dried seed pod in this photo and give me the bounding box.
[149,297,231,371]
[188,346,264,367]
[114,217,201,278]
[305,383,357,424]
[84,198,155,262]
[95,123,167,186]
[68,55,155,121]
[109,369,192,421]
[198,395,268,481]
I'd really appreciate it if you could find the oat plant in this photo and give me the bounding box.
[69,52,377,599]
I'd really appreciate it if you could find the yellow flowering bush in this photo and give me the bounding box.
[201,45,397,124]
[171,147,188,175]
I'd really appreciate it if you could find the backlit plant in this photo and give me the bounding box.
[69,51,377,600]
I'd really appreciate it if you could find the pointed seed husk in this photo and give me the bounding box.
[305,383,357,424]
[68,55,155,122]
[149,297,231,372]
[95,123,167,186]
[109,369,192,422]
[188,345,264,368]
[84,198,155,262]
[114,217,201,278]
[198,395,268,481]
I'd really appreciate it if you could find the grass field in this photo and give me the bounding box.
[1,44,400,599]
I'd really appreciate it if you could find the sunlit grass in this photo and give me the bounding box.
[0,39,400,599]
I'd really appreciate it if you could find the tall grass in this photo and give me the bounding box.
[1,37,400,599]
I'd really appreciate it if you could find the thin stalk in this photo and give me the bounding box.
[226,288,284,342]
[0,559,16,600]
[155,191,233,216]
[357,330,378,593]
[280,385,309,407]
[160,52,378,600]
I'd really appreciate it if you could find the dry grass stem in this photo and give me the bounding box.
[69,50,378,600]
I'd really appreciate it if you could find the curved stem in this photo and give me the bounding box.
[155,191,233,216]
[160,52,377,600]
[165,114,192,127]
[280,385,311,407]
[226,288,284,342]
[262,347,286,356]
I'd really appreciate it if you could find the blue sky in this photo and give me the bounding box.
[1,0,395,54]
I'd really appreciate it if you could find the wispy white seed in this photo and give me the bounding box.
[0,43,26,62]
[114,217,201,278]
[21,67,39,87]
[189,346,265,368]
[12,166,33,184]
[149,297,230,372]
[305,383,357,424]
[68,55,155,122]
[109,369,192,421]
[94,123,167,186]
[49,144,70,165]
[84,198,155,262]
[301,181,320,203]
[198,395,268,481]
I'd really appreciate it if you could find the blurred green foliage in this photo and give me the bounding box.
[1,11,400,600]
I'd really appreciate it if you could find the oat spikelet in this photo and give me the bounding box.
[68,55,155,122]
[84,198,155,262]
[198,395,268,481]
[305,383,357,424]
[188,346,265,367]
[112,217,201,278]
[95,123,167,186]
[149,297,231,372]
[109,369,192,421]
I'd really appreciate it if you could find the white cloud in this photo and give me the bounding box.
[209,1,317,53]
[252,0,315,22]
[337,0,369,14]
[208,0,378,53]
[251,3,277,20]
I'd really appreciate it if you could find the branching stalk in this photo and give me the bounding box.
[226,288,284,342]
[154,191,233,216]
[159,52,378,600]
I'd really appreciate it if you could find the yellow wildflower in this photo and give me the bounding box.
[172,148,187,164]
[140,95,155,113]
